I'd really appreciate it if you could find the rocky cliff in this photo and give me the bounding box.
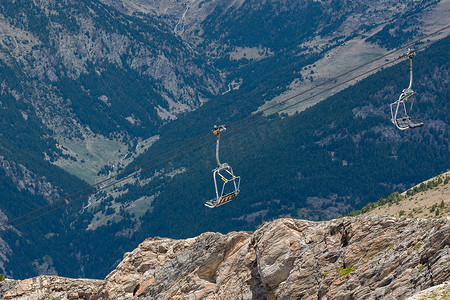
[2,216,449,299]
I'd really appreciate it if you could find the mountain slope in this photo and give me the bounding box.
[2,216,450,299]
[2,32,444,281]
[0,0,222,185]
[0,0,448,281]
[108,0,449,114]
[0,0,221,280]
[0,0,220,127]
[119,37,449,236]
[358,171,450,219]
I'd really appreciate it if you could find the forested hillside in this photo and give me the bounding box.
[56,37,448,279]
[0,0,220,280]
[0,0,448,280]
[126,38,449,237]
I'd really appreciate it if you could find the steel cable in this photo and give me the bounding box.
[0,26,448,235]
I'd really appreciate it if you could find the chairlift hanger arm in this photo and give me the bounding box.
[390,48,423,130]
[408,53,413,90]
[402,48,416,90]
[213,125,226,167]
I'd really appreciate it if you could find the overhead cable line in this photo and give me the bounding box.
[220,36,448,143]
[0,26,448,235]
[225,24,450,130]
[0,136,219,236]
[0,132,213,230]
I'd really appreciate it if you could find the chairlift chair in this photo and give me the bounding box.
[204,125,241,208]
[390,49,424,130]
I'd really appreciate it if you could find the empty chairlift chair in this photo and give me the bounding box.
[390,49,424,130]
[204,125,241,208]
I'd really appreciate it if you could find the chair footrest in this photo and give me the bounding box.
[396,117,424,130]
[204,191,239,208]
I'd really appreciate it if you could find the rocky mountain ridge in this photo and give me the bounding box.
[102,0,449,114]
[0,0,222,143]
[2,215,449,299]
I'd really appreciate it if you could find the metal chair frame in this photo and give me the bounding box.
[390,49,424,130]
[204,125,240,208]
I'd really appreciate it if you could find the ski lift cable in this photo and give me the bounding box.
[0,27,448,235]
[0,132,214,230]
[224,24,450,130]
[204,33,449,207]
[223,33,450,140]
[0,136,218,236]
[1,29,447,233]
[6,23,447,231]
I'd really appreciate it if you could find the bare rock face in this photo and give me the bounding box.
[0,279,18,299]
[0,156,62,204]
[3,276,102,300]
[2,216,450,299]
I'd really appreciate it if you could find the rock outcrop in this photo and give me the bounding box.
[2,216,450,299]
[406,281,450,300]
